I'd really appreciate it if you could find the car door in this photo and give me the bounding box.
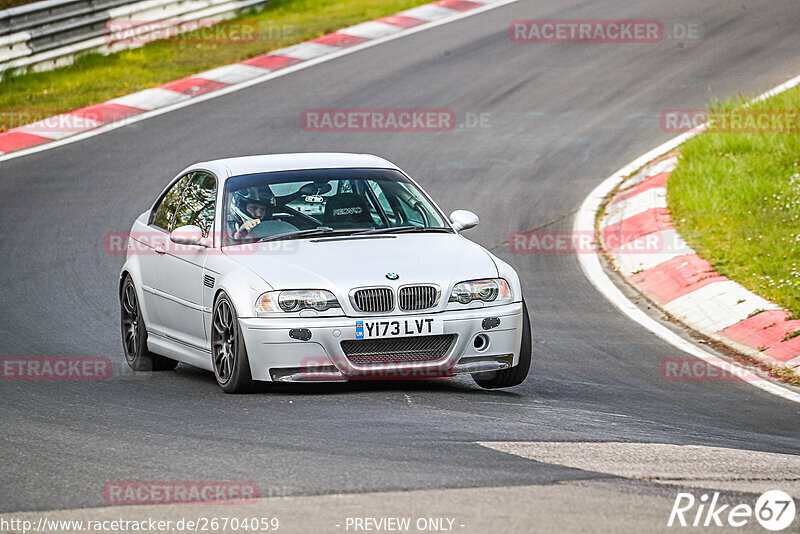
[137,172,193,334]
[153,171,217,352]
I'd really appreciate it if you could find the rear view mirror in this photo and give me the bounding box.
[299,181,333,196]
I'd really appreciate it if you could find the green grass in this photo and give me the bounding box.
[668,86,800,316]
[0,0,38,9]
[0,0,430,131]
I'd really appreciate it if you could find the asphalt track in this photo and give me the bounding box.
[1,0,800,527]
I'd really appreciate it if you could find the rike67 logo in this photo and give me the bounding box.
[668,490,795,531]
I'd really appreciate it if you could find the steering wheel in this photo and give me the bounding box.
[246,220,300,239]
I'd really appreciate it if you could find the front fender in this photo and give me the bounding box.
[487,252,524,303]
[204,253,273,319]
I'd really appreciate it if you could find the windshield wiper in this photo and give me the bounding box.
[354,225,452,236]
[258,227,341,242]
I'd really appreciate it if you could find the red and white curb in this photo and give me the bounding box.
[0,0,511,158]
[576,74,800,404]
[599,153,799,371]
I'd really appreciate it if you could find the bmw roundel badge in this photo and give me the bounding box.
[385,273,399,280]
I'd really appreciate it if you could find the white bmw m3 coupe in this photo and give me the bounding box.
[119,153,531,392]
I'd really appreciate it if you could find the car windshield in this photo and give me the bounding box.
[223,168,450,244]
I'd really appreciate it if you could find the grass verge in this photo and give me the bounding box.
[0,0,38,10]
[668,86,800,317]
[0,0,430,132]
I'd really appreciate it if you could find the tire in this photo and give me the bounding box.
[120,277,179,371]
[473,297,531,389]
[211,293,254,393]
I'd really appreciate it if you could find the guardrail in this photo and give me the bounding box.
[0,0,135,36]
[0,0,268,76]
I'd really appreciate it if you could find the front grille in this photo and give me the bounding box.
[398,285,438,311]
[341,334,456,365]
[352,287,394,313]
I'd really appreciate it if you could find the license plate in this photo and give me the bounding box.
[355,318,443,339]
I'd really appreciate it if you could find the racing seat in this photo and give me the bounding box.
[322,193,374,229]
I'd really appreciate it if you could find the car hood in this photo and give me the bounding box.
[224,233,498,293]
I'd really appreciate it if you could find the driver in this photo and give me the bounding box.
[229,186,276,240]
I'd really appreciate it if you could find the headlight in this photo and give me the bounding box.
[255,290,340,313]
[449,278,512,305]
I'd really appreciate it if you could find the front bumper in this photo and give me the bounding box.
[238,302,524,382]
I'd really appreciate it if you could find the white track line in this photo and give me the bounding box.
[0,0,521,164]
[574,73,800,405]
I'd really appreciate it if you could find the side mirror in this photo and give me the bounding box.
[449,210,479,232]
[170,225,206,246]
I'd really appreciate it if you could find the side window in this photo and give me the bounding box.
[395,193,426,225]
[151,173,193,230]
[172,172,217,237]
[368,181,397,225]
[338,180,354,194]
[369,182,393,214]
[388,181,444,227]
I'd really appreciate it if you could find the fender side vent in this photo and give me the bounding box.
[203,275,215,288]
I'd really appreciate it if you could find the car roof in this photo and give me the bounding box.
[195,153,400,178]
